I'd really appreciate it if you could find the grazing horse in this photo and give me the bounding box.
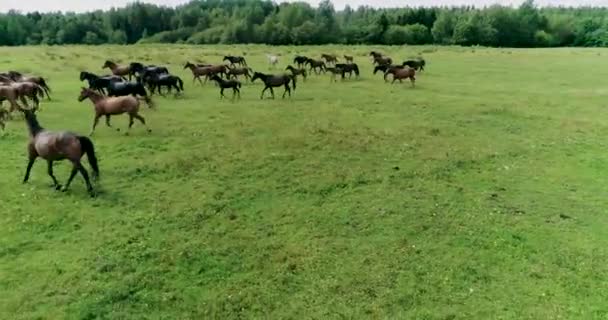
[78,88,152,136]
[306,58,326,74]
[143,73,184,96]
[285,66,307,81]
[80,71,123,94]
[335,63,360,79]
[223,55,247,67]
[267,54,279,69]
[210,75,241,99]
[184,62,227,85]
[374,64,404,75]
[103,61,134,80]
[21,108,99,197]
[385,67,416,87]
[252,72,296,99]
[344,55,354,63]
[7,71,51,100]
[294,56,309,69]
[321,54,338,65]
[226,67,253,81]
[403,59,426,71]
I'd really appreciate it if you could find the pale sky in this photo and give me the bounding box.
[2,0,607,13]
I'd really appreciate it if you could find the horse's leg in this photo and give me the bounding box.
[260,87,267,99]
[411,77,416,88]
[47,161,61,190]
[269,87,275,99]
[90,114,101,136]
[220,88,225,99]
[106,115,119,131]
[22,157,36,183]
[133,113,152,133]
[193,75,197,84]
[76,163,94,197]
[198,77,205,86]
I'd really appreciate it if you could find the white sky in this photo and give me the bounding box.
[1,0,607,13]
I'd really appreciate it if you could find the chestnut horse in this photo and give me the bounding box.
[21,108,99,197]
[385,67,416,87]
[78,88,151,136]
[184,62,227,85]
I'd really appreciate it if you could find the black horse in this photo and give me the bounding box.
[402,59,426,71]
[130,63,169,78]
[223,55,247,67]
[106,81,149,99]
[335,63,360,79]
[251,72,296,99]
[210,75,241,99]
[285,65,307,81]
[79,71,123,94]
[144,73,184,96]
[293,55,309,69]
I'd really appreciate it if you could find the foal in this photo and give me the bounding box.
[210,75,241,99]
[21,108,99,197]
[78,88,151,136]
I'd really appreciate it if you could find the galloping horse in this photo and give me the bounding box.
[403,58,426,71]
[80,71,123,94]
[184,62,227,85]
[103,61,134,80]
[294,56,309,69]
[384,67,416,87]
[78,88,152,136]
[252,72,296,99]
[20,108,99,197]
[374,64,403,75]
[0,85,25,115]
[7,71,52,100]
[223,55,247,67]
[143,73,184,96]
[285,66,307,81]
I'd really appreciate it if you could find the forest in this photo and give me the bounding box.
[1,0,607,47]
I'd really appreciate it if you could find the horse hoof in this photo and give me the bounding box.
[55,185,62,191]
[116,128,120,132]
[148,129,152,133]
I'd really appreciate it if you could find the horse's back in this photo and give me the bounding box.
[34,131,80,160]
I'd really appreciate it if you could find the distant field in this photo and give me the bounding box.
[1,44,608,319]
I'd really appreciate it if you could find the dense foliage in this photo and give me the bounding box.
[1,0,608,47]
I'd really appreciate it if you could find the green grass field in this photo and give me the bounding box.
[1,44,608,319]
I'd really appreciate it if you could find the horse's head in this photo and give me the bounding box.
[130,62,144,72]
[78,87,94,102]
[102,61,113,69]
[251,72,264,82]
[223,56,230,61]
[183,62,192,70]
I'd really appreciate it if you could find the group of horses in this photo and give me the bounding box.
[0,71,51,117]
[370,51,426,86]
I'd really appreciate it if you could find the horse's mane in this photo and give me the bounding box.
[24,110,44,136]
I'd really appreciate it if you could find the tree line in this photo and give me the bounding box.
[1,0,607,47]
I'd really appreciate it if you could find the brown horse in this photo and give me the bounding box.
[385,67,416,87]
[7,71,52,100]
[21,108,99,197]
[344,55,354,63]
[285,65,307,81]
[251,72,296,99]
[184,62,227,85]
[227,67,253,81]
[325,67,344,82]
[306,58,326,74]
[102,61,133,80]
[78,88,151,136]
[321,54,338,65]
[10,82,46,110]
[0,85,25,115]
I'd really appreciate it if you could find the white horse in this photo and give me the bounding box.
[267,54,279,69]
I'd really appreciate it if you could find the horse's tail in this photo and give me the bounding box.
[78,136,100,180]
[177,76,184,91]
[38,78,51,100]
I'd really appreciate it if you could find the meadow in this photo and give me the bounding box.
[1,44,608,319]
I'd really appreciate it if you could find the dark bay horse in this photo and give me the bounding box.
[226,67,253,81]
[8,71,51,100]
[286,66,307,81]
[144,73,184,96]
[21,108,99,197]
[321,54,338,65]
[79,88,152,135]
[306,58,326,74]
[344,55,354,63]
[223,55,247,67]
[106,81,150,104]
[294,56,309,69]
[374,64,403,75]
[210,75,241,99]
[335,63,360,79]
[252,72,296,99]
[403,59,426,71]
[80,71,123,94]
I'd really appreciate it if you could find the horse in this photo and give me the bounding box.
[7,71,51,100]
[335,63,360,79]
[325,67,344,82]
[0,109,8,130]
[251,72,296,99]
[0,85,26,115]
[285,66,307,82]
[130,63,169,77]
[226,67,253,82]
[9,82,46,110]
[294,56,309,69]
[106,81,151,105]
[144,73,184,96]
[184,62,227,85]
[321,54,338,65]
[344,55,354,64]
[103,61,134,80]
[372,55,393,66]
[267,54,279,69]
[374,64,403,75]
[78,88,152,136]
[20,108,99,197]
[210,75,241,100]
[305,58,326,74]
[223,55,247,67]
[403,59,426,71]
[385,67,416,87]
[80,71,123,94]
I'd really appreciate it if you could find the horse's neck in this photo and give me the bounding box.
[88,94,104,104]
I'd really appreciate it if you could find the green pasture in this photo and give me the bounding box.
[1,45,607,319]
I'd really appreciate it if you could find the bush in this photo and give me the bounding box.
[139,28,194,44]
